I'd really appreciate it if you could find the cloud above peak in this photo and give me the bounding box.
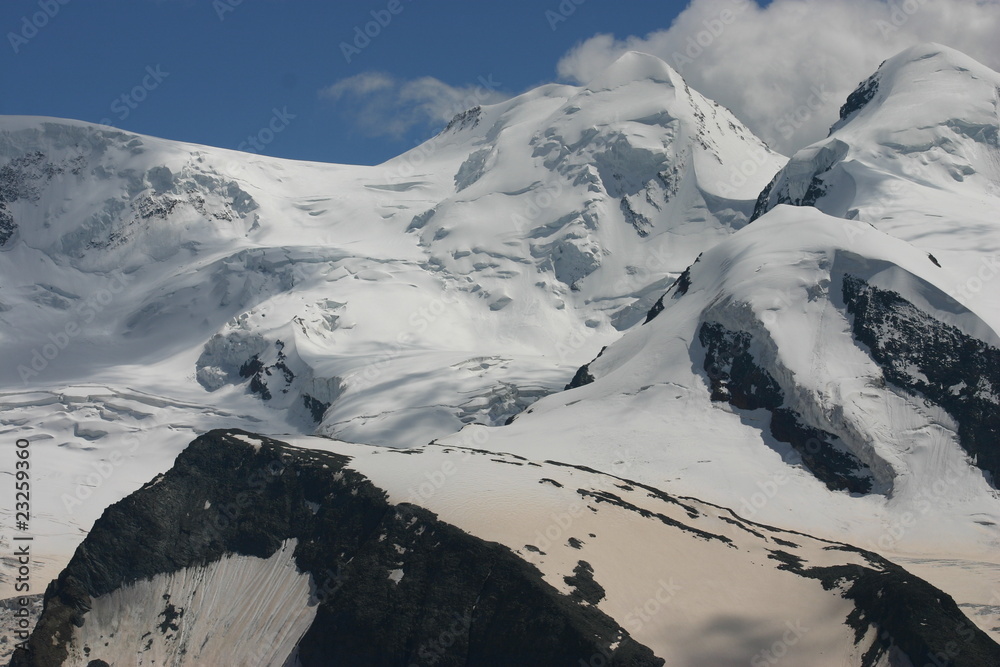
[320,72,507,140]
[556,0,1000,154]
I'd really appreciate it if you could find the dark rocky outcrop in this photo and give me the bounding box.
[838,73,881,125]
[750,173,778,222]
[620,197,652,237]
[565,346,606,390]
[770,545,1000,667]
[565,364,595,390]
[239,339,296,402]
[842,274,1000,485]
[643,255,700,325]
[13,430,663,667]
[750,172,830,222]
[699,322,874,493]
[0,151,55,246]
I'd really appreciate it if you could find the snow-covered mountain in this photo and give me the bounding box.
[469,204,1000,636]
[0,52,781,443]
[753,43,1000,328]
[0,52,782,598]
[3,45,1000,665]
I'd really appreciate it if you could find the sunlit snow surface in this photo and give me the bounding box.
[1,46,1000,649]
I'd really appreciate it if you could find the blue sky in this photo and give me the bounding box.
[0,0,702,165]
[3,0,999,163]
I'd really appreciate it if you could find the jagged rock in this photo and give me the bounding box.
[12,430,664,667]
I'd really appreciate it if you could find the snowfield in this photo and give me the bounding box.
[2,44,1000,664]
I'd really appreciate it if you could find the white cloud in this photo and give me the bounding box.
[556,0,1000,155]
[320,72,507,140]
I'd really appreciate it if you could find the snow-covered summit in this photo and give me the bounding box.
[754,42,1000,332]
[0,53,787,598]
[585,50,682,90]
[831,42,1000,134]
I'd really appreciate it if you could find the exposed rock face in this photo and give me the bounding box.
[837,73,881,126]
[197,331,344,425]
[13,428,1000,665]
[0,150,74,246]
[699,322,875,494]
[643,256,697,325]
[842,274,1000,484]
[768,546,1000,667]
[12,430,663,667]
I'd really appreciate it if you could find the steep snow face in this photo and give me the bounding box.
[442,205,1000,639]
[65,540,314,667]
[412,51,785,329]
[754,43,1000,328]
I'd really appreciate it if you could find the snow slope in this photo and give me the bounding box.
[0,52,782,442]
[4,44,1000,661]
[440,205,1000,640]
[0,52,784,598]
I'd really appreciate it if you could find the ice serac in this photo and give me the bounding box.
[15,430,1000,666]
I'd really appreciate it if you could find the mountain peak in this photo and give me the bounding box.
[831,42,1000,134]
[883,42,990,73]
[585,51,680,91]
